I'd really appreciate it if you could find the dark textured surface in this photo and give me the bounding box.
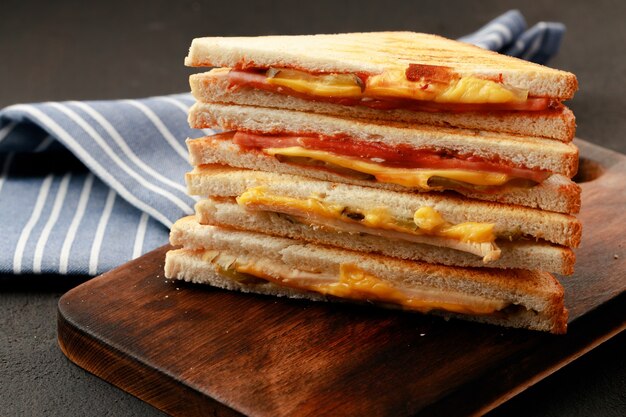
[1,0,624,416]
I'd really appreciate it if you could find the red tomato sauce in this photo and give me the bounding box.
[228,131,550,183]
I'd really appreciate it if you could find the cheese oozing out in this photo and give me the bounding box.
[202,250,509,315]
[265,67,528,104]
[236,186,501,262]
[265,146,514,189]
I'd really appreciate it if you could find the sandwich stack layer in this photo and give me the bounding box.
[187,104,581,214]
[166,32,581,333]
[184,165,581,275]
[185,32,577,141]
[166,223,567,334]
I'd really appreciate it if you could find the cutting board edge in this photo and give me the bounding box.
[57,301,246,417]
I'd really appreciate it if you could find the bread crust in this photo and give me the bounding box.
[190,70,577,142]
[185,32,578,99]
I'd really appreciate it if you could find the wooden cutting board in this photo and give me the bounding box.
[57,139,626,417]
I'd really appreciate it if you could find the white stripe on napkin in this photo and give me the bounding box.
[59,173,94,274]
[33,173,72,274]
[89,188,116,275]
[125,99,189,160]
[13,175,54,274]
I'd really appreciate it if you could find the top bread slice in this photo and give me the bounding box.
[185,32,578,99]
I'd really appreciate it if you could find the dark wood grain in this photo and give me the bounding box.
[57,139,626,417]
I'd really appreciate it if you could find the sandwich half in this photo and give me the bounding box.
[165,222,568,333]
[185,165,580,275]
[185,32,577,141]
[187,103,581,214]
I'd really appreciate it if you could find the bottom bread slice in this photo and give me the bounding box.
[165,223,568,333]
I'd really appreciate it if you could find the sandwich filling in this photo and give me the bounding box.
[202,250,509,315]
[225,131,550,193]
[220,66,559,112]
[236,186,501,262]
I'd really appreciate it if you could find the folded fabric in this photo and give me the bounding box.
[458,9,565,64]
[0,95,210,275]
[0,10,566,276]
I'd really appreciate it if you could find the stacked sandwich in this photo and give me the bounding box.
[165,32,581,333]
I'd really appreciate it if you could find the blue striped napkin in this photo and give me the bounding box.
[0,10,566,275]
[0,95,213,275]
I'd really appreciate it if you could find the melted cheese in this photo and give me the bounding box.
[264,67,527,104]
[435,76,526,103]
[366,70,527,103]
[265,146,513,188]
[237,186,496,244]
[414,207,495,243]
[266,68,362,97]
[230,258,506,315]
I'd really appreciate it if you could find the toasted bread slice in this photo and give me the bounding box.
[185,32,577,99]
[189,102,579,177]
[190,69,576,142]
[186,134,581,214]
[185,165,581,248]
[188,199,575,275]
[165,223,568,333]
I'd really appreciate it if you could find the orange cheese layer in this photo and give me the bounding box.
[265,146,516,189]
[264,67,528,104]
[223,68,555,112]
[236,186,496,243]
[222,256,508,315]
